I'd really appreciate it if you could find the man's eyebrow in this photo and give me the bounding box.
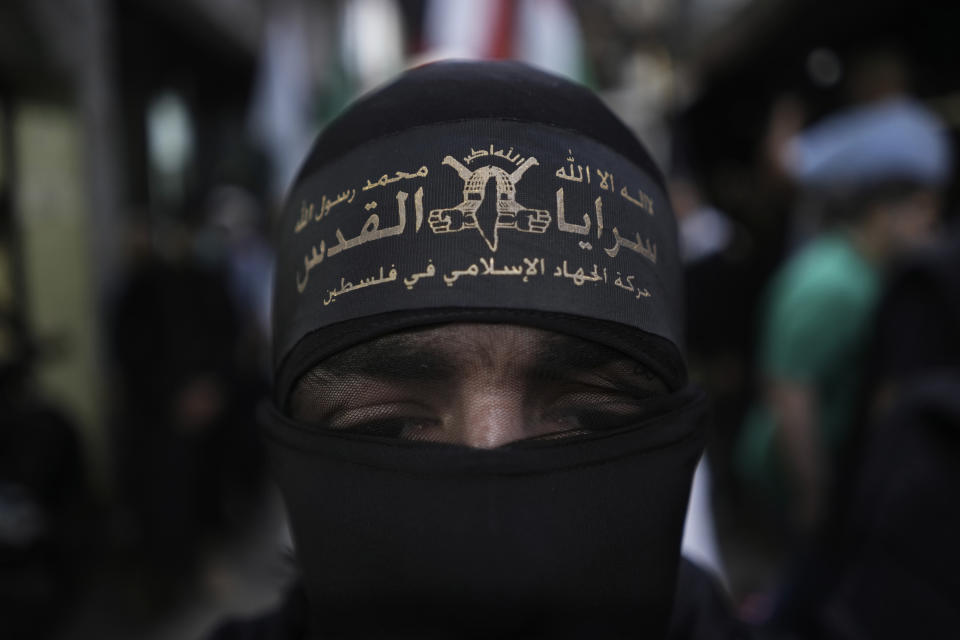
[528,335,666,392]
[303,334,457,383]
[531,334,632,373]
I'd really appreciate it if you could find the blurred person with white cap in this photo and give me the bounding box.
[735,48,952,629]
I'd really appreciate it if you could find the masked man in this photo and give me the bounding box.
[216,61,741,639]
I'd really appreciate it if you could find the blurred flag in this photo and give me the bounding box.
[248,1,316,201]
[423,0,587,82]
[341,0,406,91]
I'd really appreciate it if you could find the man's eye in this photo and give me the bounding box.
[349,417,432,438]
[325,404,439,438]
[543,394,648,432]
[552,410,639,431]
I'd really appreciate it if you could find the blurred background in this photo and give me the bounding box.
[1,1,958,638]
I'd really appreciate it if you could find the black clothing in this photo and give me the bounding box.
[772,230,960,638]
[208,559,749,640]
[293,61,666,200]
[668,559,753,640]
[207,585,308,640]
[0,401,86,639]
[273,63,685,404]
[262,389,706,638]
[818,232,960,638]
[264,61,711,639]
[871,230,960,377]
[110,256,255,588]
[820,376,960,639]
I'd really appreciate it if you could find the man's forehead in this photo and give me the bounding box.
[308,324,635,377]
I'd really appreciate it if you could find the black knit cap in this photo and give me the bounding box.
[293,60,667,190]
[273,60,684,405]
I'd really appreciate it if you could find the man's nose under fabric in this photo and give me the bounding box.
[448,381,528,448]
[399,325,548,450]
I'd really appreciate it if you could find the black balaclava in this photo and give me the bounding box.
[266,61,707,638]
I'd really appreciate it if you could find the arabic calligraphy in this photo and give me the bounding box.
[596,169,614,191]
[612,271,652,298]
[554,153,656,216]
[294,201,314,234]
[556,188,605,240]
[295,242,326,293]
[442,263,479,287]
[323,266,399,306]
[521,257,546,282]
[293,189,423,293]
[604,227,657,263]
[555,150,591,184]
[361,166,429,192]
[556,156,612,191]
[326,190,409,258]
[556,187,589,234]
[619,186,655,215]
[403,261,436,289]
[552,260,607,286]
[442,256,546,287]
[292,142,663,301]
[463,144,528,166]
[300,252,652,303]
[413,186,424,232]
[294,189,356,234]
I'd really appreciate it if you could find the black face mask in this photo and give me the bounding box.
[261,386,706,639]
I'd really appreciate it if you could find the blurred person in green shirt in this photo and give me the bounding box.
[737,84,951,534]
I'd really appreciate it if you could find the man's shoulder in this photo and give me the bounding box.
[204,586,307,640]
[206,564,753,640]
[765,234,878,340]
[669,558,754,640]
[775,235,875,302]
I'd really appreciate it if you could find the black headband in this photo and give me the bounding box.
[273,62,684,403]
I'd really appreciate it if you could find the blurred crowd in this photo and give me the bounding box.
[1,1,958,638]
[682,49,960,638]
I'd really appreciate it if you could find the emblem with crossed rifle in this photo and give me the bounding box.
[428,155,552,252]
